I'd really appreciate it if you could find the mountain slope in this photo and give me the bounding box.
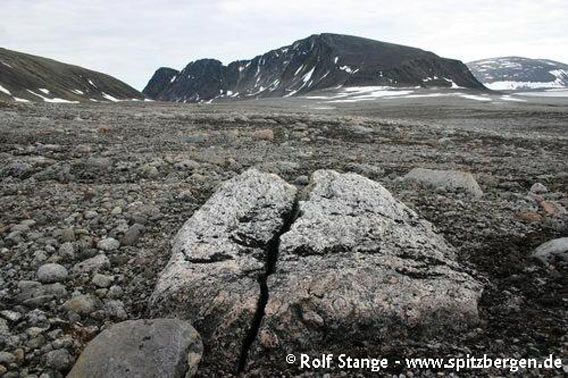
[0,47,144,103]
[144,33,485,102]
[467,57,568,90]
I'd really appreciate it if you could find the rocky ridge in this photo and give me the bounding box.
[143,33,485,102]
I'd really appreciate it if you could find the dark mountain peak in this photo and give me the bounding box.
[142,67,179,98]
[145,33,485,102]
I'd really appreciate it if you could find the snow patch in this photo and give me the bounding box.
[27,90,79,103]
[0,84,12,95]
[102,92,119,102]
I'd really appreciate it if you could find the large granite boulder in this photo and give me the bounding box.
[67,319,202,378]
[151,169,482,374]
[150,169,297,372]
[249,170,482,370]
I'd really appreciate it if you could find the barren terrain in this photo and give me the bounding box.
[1,95,567,377]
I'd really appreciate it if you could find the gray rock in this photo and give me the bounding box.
[72,254,110,274]
[67,319,202,378]
[16,282,67,305]
[61,294,100,315]
[403,168,483,197]
[102,300,127,320]
[121,224,144,246]
[0,310,22,322]
[344,162,385,178]
[0,351,15,364]
[250,170,482,370]
[60,228,76,242]
[43,348,74,371]
[91,273,114,288]
[531,237,568,265]
[97,237,120,252]
[174,159,200,171]
[530,182,548,194]
[36,263,68,283]
[294,175,309,186]
[0,318,8,335]
[151,169,297,371]
[58,242,75,260]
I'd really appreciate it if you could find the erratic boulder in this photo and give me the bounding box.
[150,169,297,372]
[151,169,482,374]
[68,319,202,378]
[403,168,483,197]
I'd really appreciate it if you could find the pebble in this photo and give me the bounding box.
[72,254,110,274]
[121,224,144,246]
[61,294,100,315]
[43,349,75,371]
[530,182,548,194]
[97,237,120,252]
[36,263,68,283]
[91,274,114,288]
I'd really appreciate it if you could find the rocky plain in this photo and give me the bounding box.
[0,94,567,377]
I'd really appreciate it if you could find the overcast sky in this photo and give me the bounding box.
[2,0,567,90]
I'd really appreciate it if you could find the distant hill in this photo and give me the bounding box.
[144,33,485,102]
[467,57,568,90]
[0,47,144,103]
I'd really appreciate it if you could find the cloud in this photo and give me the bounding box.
[1,0,567,90]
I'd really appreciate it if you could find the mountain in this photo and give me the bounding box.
[467,57,568,91]
[0,47,144,103]
[143,33,485,102]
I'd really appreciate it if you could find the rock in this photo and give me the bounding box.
[249,170,482,370]
[60,228,76,242]
[530,182,548,194]
[16,282,67,305]
[0,310,22,322]
[67,319,203,378]
[531,237,568,265]
[0,351,15,364]
[141,164,159,178]
[72,254,110,274]
[294,175,309,186]
[43,349,74,371]
[252,129,274,142]
[403,168,483,197]
[150,169,297,371]
[0,318,8,335]
[515,212,543,222]
[344,162,385,178]
[539,200,567,217]
[97,237,120,252]
[120,224,144,246]
[91,274,114,288]
[61,294,100,315]
[58,242,75,260]
[102,300,127,320]
[174,159,200,171]
[36,263,68,283]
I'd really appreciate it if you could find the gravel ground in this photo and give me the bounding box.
[0,97,567,377]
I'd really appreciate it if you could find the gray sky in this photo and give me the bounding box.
[2,0,567,90]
